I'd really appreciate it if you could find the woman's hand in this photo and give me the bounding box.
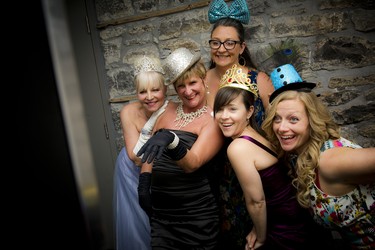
[137,129,175,163]
[137,129,187,163]
[245,228,264,250]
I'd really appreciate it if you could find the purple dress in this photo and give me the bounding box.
[239,135,311,249]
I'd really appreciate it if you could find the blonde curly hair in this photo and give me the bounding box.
[262,91,340,208]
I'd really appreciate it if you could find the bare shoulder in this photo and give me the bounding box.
[206,68,214,76]
[256,71,272,85]
[257,70,268,78]
[120,101,140,117]
[155,101,179,129]
[254,70,274,108]
[227,139,255,166]
[163,100,178,115]
[121,101,139,112]
[228,138,248,155]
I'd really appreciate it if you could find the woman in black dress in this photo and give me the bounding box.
[137,47,225,249]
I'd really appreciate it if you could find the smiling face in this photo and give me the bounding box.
[210,25,245,70]
[215,93,253,139]
[272,99,310,154]
[175,75,206,112]
[136,71,166,113]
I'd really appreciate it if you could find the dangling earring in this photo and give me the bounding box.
[202,77,210,94]
[239,55,246,67]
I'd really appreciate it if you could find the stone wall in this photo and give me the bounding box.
[94,0,375,151]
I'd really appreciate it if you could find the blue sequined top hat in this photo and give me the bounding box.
[208,0,250,24]
[163,48,201,86]
[269,64,316,102]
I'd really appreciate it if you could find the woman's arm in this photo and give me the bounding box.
[176,119,224,173]
[319,147,375,185]
[121,103,143,166]
[228,140,267,245]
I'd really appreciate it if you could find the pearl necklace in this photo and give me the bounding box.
[174,102,208,129]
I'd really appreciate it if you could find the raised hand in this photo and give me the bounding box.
[137,129,175,163]
[137,129,188,163]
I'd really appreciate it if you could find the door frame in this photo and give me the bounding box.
[43,0,117,249]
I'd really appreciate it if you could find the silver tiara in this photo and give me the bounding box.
[133,55,164,76]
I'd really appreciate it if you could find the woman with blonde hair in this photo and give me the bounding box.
[137,48,224,249]
[214,64,311,250]
[113,55,168,250]
[262,64,375,249]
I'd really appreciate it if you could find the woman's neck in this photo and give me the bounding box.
[215,64,248,77]
[182,101,207,113]
[174,102,208,129]
[214,66,228,78]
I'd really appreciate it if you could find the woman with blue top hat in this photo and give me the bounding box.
[137,47,224,249]
[262,64,375,250]
[205,1,275,248]
[213,64,312,250]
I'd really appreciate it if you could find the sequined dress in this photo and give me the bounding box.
[150,130,221,249]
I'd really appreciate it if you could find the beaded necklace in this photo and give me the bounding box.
[174,102,208,129]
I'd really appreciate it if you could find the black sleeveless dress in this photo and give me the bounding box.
[151,130,220,250]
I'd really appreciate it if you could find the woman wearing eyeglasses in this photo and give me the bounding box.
[206,1,274,249]
[205,18,274,116]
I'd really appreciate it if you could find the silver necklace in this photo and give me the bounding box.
[174,102,208,129]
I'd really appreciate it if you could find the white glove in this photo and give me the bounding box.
[133,100,169,155]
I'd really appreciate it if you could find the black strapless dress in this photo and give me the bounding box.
[151,130,220,250]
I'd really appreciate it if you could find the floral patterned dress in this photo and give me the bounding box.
[218,142,253,249]
[310,137,375,249]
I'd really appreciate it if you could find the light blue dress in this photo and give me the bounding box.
[113,147,151,250]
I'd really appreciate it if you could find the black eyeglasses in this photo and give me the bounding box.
[209,40,241,50]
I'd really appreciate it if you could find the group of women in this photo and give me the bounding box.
[113,0,375,249]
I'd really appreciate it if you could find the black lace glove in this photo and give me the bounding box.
[137,129,187,163]
[138,172,152,217]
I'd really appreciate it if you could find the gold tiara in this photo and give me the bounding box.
[219,64,258,98]
[133,55,164,76]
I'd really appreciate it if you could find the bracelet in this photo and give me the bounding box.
[167,131,179,149]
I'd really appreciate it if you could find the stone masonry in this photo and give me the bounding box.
[94,0,375,151]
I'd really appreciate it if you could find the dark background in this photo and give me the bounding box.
[24,1,93,249]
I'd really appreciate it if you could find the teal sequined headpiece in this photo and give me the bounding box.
[208,0,250,24]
